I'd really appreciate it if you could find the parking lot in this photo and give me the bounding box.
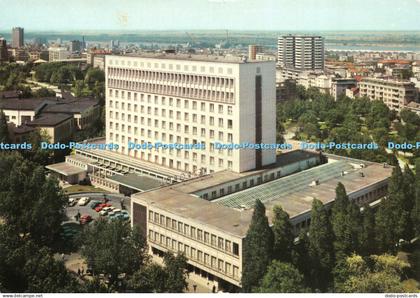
[66,193,131,223]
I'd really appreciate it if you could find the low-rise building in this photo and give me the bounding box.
[48,47,70,62]
[131,151,392,290]
[331,78,357,100]
[358,77,418,112]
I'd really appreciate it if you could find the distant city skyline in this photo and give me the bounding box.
[1,0,420,31]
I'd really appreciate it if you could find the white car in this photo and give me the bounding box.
[78,197,90,206]
[99,209,108,216]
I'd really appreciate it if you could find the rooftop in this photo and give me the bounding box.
[27,113,73,127]
[132,153,392,238]
[107,173,163,192]
[46,162,86,176]
[111,53,274,64]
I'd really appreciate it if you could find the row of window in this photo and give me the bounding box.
[108,68,234,87]
[107,141,232,173]
[108,80,235,103]
[108,108,233,129]
[108,61,234,75]
[200,171,281,200]
[148,210,240,256]
[108,91,234,115]
[109,125,233,145]
[148,229,240,280]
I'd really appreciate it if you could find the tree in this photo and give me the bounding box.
[127,252,188,293]
[0,225,84,293]
[0,110,10,143]
[257,260,307,293]
[80,219,148,291]
[412,159,420,237]
[0,154,67,246]
[291,228,311,286]
[308,199,334,291]
[359,204,376,256]
[162,252,189,293]
[375,164,407,252]
[242,199,274,292]
[401,164,415,240]
[336,254,409,293]
[272,205,294,262]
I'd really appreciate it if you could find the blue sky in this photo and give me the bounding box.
[1,0,420,31]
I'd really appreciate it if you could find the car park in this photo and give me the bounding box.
[78,197,90,206]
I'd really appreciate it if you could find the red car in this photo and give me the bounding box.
[94,203,112,212]
[79,215,93,225]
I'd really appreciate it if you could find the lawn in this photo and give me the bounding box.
[64,184,106,194]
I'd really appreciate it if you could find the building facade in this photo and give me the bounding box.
[11,27,24,48]
[105,54,276,174]
[248,45,263,60]
[277,35,324,72]
[0,38,8,62]
[358,78,418,112]
[48,47,71,62]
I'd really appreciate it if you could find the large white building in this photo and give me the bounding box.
[105,54,276,175]
[277,35,325,72]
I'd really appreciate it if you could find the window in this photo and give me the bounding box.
[211,234,217,246]
[204,232,209,243]
[233,242,239,256]
[218,237,224,249]
[197,229,203,241]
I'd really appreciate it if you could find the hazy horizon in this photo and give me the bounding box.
[2,0,420,31]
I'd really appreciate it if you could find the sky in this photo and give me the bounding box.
[1,0,420,31]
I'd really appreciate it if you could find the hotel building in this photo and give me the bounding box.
[105,54,276,175]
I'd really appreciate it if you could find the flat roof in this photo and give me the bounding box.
[46,162,86,176]
[110,53,274,64]
[215,159,392,218]
[132,153,392,238]
[107,173,162,192]
[133,189,253,238]
[43,99,99,114]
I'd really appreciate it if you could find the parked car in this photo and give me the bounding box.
[95,203,112,212]
[99,209,108,216]
[89,200,102,209]
[78,197,90,206]
[68,198,77,207]
[79,215,93,225]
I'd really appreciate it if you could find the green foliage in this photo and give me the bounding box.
[331,183,361,260]
[308,199,334,291]
[127,252,188,293]
[35,63,83,85]
[0,110,11,143]
[0,153,66,246]
[336,254,409,293]
[0,63,31,91]
[272,205,294,262]
[412,158,420,237]
[80,219,148,290]
[242,199,274,292]
[256,260,307,293]
[277,90,396,163]
[359,204,376,256]
[0,225,84,293]
[375,164,409,252]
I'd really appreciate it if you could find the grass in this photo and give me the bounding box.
[64,185,106,194]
